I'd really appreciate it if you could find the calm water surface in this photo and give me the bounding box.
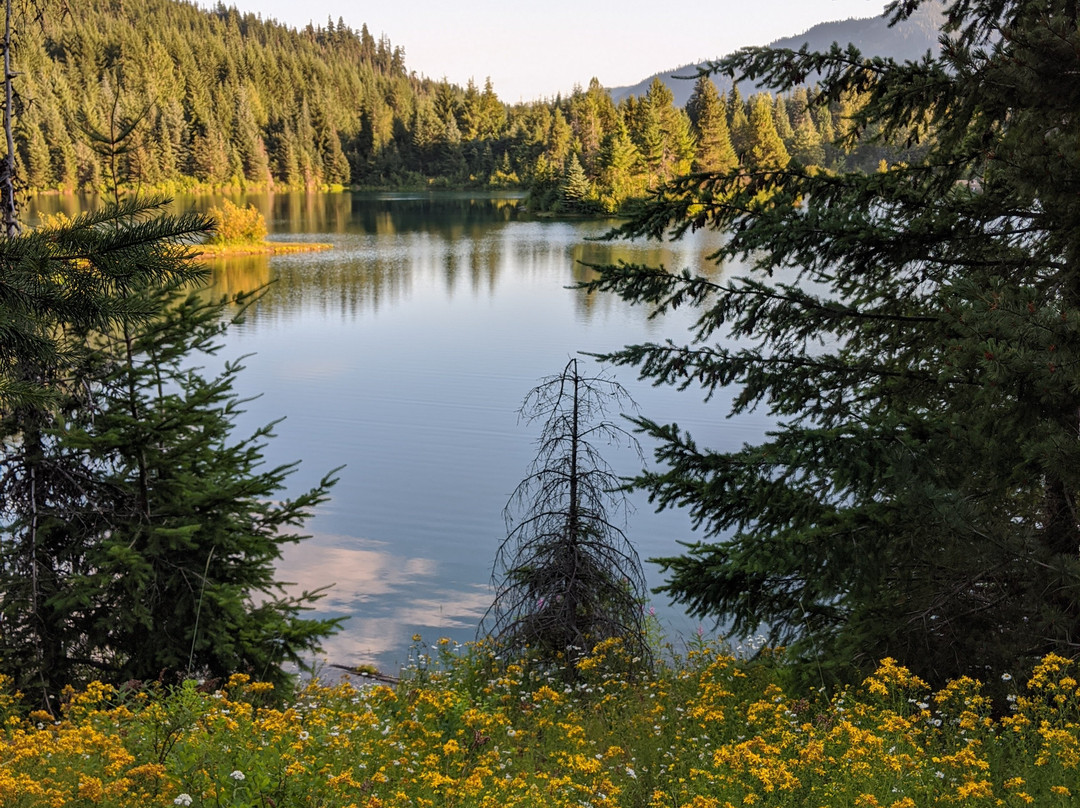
[30,191,769,674]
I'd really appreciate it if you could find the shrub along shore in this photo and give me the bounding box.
[1,636,1077,807]
[197,199,333,257]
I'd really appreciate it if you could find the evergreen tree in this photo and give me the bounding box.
[459,78,482,140]
[728,86,751,163]
[0,199,208,412]
[579,0,1080,686]
[814,103,840,168]
[546,107,573,168]
[789,113,825,167]
[771,94,794,143]
[436,112,467,181]
[686,76,737,174]
[745,93,790,171]
[568,84,605,173]
[2,283,340,706]
[662,108,697,179]
[558,152,592,212]
[0,199,209,707]
[477,78,506,141]
[526,152,560,211]
[634,100,665,181]
[596,121,643,213]
[312,100,350,186]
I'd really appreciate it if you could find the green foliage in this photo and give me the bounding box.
[206,200,268,245]
[789,112,826,167]
[8,0,912,202]
[0,197,209,412]
[687,75,738,174]
[1,199,338,709]
[580,0,1080,687]
[8,0,508,190]
[1,283,340,707]
[745,93,790,170]
[556,153,596,214]
[2,647,1079,807]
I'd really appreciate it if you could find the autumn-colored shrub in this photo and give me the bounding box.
[206,200,267,245]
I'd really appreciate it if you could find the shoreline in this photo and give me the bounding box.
[197,241,333,258]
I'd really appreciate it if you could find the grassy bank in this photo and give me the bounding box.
[196,240,333,258]
[1,636,1077,807]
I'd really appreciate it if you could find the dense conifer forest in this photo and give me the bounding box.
[14,0,915,210]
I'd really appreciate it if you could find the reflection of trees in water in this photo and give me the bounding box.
[200,239,505,326]
[199,228,728,329]
[203,192,523,237]
[198,256,272,301]
[569,239,727,322]
[27,191,724,327]
[25,193,95,225]
[26,191,522,236]
[351,194,521,237]
[270,256,416,321]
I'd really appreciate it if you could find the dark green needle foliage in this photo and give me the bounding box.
[482,359,649,671]
[1,200,340,707]
[1,282,340,705]
[0,197,209,411]
[580,0,1080,687]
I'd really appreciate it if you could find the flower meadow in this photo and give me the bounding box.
[1,636,1078,808]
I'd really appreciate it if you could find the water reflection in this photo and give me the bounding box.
[278,537,491,664]
[190,198,725,329]
[199,256,272,299]
[29,192,723,328]
[26,190,749,675]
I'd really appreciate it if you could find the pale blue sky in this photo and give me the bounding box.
[203,0,888,102]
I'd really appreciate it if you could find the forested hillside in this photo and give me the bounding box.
[14,0,917,207]
[15,0,473,191]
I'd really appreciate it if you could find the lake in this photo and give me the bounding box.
[28,191,769,675]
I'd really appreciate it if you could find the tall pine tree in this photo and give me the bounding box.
[2,279,340,707]
[580,0,1080,686]
[687,76,737,174]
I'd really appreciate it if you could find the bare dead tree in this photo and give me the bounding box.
[481,358,650,671]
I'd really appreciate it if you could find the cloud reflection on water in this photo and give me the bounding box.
[276,536,491,673]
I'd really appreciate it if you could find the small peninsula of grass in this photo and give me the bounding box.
[203,200,332,258]
[197,239,333,258]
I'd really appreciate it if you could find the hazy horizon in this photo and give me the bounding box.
[196,0,888,102]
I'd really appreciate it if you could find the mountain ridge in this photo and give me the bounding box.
[609,1,945,106]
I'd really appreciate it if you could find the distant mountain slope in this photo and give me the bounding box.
[610,2,945,106]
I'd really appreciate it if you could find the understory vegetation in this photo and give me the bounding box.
[206,200,267,246]
[1,636,1077,808]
